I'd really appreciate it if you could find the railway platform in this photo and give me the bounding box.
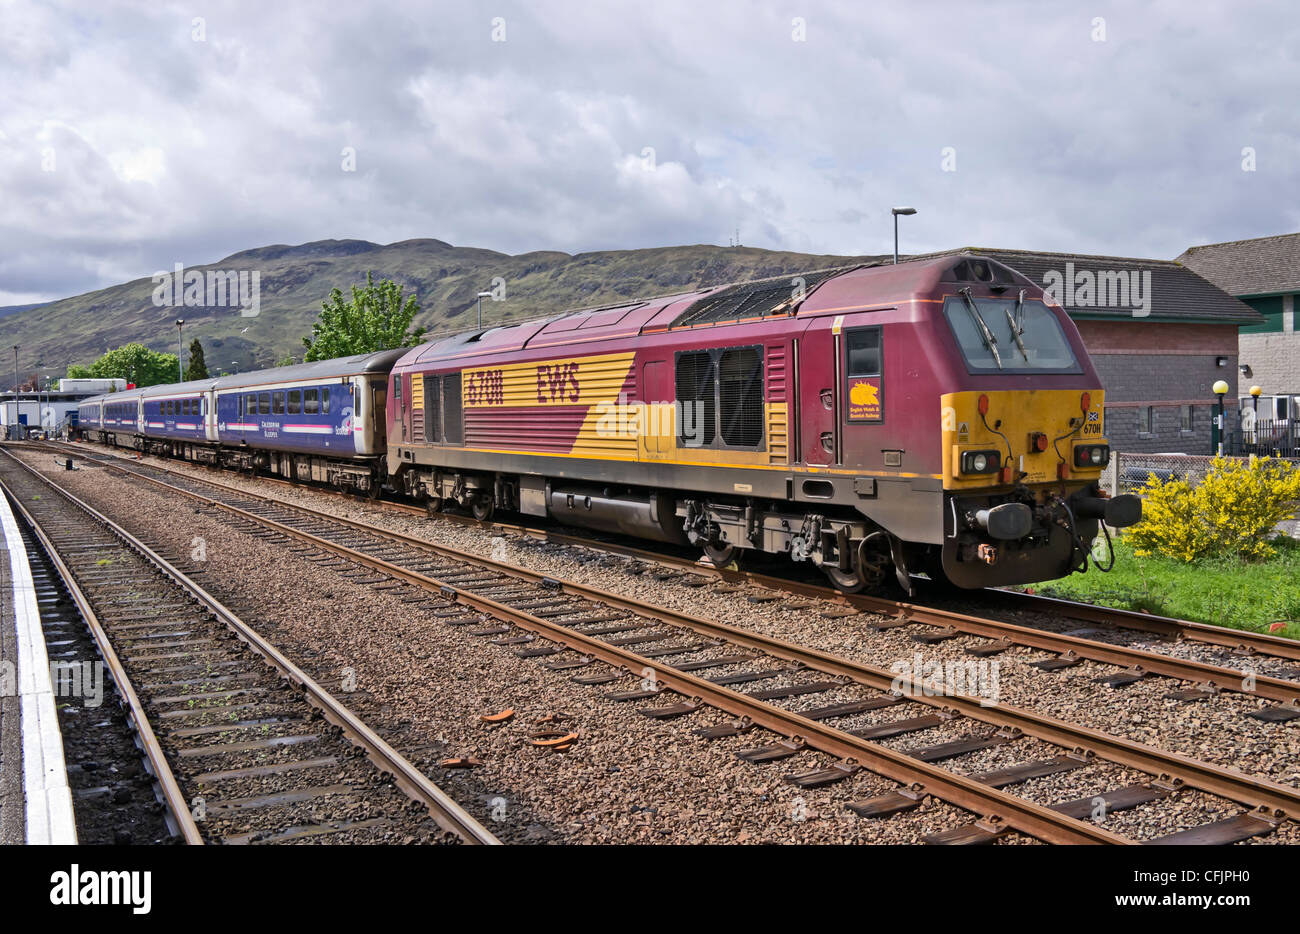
[0,488,77,844]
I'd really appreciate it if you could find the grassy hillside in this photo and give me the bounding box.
[3,239,879,376]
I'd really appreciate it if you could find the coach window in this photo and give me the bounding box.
[305,389,319,414]
[288,390,301,415]
[322,388,330,414]
[259,393,270,415]
[272,391,285,414]
[718,347,764,447]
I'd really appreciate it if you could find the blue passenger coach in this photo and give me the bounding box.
[75,349,404,495]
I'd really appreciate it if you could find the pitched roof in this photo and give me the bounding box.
[1175,232,1300,296]
[904,247,1261,324]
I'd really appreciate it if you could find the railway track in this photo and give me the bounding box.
[47,438,1300,666]
[21,442,1300,844]
[39,441,1300,702]
[0,448,498,845]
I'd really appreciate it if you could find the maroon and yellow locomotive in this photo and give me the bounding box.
[387,253,1140,593]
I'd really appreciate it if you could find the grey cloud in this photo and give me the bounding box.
[1,0,1298,304]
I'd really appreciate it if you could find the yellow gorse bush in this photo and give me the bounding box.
[1126,456,1300,562]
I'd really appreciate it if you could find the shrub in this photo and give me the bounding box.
[1126,456,1300,562]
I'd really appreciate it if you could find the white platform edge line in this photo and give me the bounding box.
[1,490,78,845]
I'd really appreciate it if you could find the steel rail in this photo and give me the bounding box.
[0,477,204,844]
[46,439,1300,662]
[0,449,500,845]
[988,589,1300,661]
[64,444,1300,705]
[62,451,1300,833]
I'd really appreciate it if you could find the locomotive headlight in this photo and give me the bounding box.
[959,449,1001,475]
[1073,444,1110,468]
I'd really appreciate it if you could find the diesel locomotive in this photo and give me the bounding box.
[387,254,1140,592]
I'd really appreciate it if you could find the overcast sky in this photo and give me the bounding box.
[2,0,1298,304]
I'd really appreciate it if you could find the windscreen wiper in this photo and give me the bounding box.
[1004,289,1029,362]
[959,287,1002,369]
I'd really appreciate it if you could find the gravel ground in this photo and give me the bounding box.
[34,446,1300,844]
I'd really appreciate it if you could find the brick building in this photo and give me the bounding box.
[918,248,1261,454]
[1176,233,1300,422]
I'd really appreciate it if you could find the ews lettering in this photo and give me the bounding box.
[465,369,503,405]
[537,363,580,403]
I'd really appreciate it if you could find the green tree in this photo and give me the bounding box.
[275,353,296,367]
[302,272,426,362]
[66,344,180,387]
[184,338,209,380]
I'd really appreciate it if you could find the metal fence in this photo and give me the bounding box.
[1224,418,1300,460]
[1113,452,1225,493]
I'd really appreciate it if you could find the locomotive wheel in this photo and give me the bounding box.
[822,565,868,594]
[471,497,495,522]
[702,542,737,568]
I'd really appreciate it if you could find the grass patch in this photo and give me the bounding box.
[1022,535,1300,639]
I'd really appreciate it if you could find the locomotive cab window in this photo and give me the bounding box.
[942,295,1080,373]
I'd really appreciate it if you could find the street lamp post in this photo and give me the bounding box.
[11,345,18,438]
[176,319,185,382]
[891,207,917,264]
[1212,379,1229,456]
[476,291,493,330]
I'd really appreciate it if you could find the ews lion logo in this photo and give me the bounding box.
[847,378,881,421]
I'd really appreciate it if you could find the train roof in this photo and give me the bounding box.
[210,348,408,391]
[76,348,409,406]
[394,253,1036,368]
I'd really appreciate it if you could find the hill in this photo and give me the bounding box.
[0,239,879,375]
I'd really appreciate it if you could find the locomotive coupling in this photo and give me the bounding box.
[1071,492,1142,528]
[974,502,1033,540]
